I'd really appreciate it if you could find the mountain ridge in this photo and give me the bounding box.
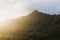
[0,10,60,40]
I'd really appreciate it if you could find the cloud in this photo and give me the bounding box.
[0,0,60,20]
[25,0,60,14]
[0,0,60,13]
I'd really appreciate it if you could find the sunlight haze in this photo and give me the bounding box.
[0,0,60,40]
[0,0,60,21]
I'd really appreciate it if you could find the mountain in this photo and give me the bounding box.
[12,10,60,40]
[0,10,60,40]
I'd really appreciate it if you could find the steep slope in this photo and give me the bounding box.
[14,10,60,40]
[0,10,60,40]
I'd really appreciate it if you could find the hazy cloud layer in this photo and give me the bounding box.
[26,0,60,14]
[0,0,60,19]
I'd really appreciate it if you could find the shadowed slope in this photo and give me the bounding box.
[0,10,60,40]
[14,10,60,40]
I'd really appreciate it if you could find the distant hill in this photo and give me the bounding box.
[0,10,60,40]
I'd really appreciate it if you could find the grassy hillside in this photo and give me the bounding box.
[12,10,60,40]
[0,10,60,40]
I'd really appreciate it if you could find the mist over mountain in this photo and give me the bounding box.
[0,10,60,40]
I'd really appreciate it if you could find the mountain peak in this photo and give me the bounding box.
[33,10,39,13]
[32,10,40,13]
[28,10,47,17]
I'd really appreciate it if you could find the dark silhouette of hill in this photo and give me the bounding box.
[11,10,60,40]
[0,10,60,40]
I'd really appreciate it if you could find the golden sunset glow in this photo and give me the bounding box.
[0,0,29,22]
[0,0,60,40]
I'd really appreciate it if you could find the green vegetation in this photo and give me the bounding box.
[1,10,60,40]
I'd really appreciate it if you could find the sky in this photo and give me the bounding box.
[0,0,60,21]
